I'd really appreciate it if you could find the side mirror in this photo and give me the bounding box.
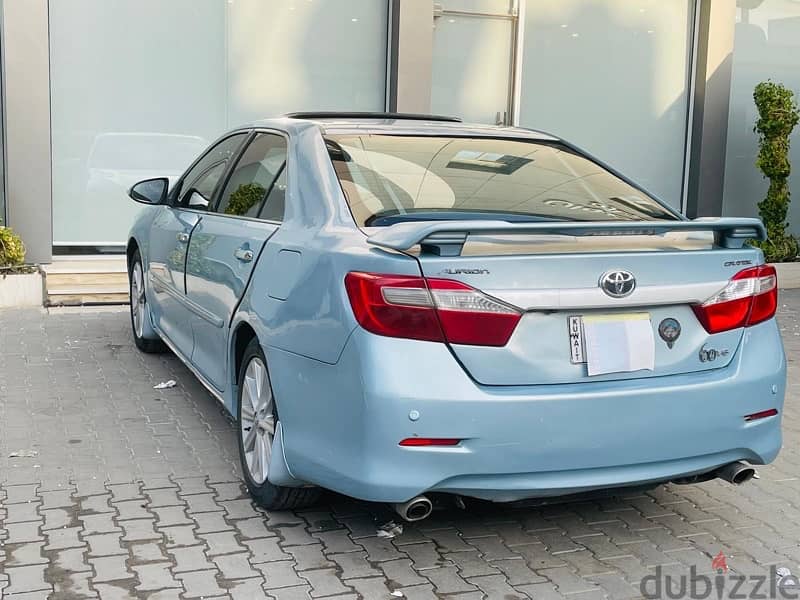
[129,177,169,205]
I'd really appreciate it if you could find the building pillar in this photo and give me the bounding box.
[387,0,434,114]
[2,0,53,263]
[685,0,736,218]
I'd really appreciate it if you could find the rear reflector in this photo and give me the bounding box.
[345,272,521,346]
[399,438,462,447]
[744,408,778,422]
[692,265,777,334]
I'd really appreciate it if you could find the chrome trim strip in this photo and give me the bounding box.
[487,280,727,311]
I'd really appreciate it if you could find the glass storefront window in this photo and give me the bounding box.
[49,0,388,246]
[518,0,695,209]
[722,0,800,234]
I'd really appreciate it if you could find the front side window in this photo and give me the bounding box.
[325,135,678,226]
[215,133,288,220]
[176,133,248,209]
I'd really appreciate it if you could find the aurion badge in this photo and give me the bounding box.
[599,270,636,298]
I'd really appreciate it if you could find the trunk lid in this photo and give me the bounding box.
[368,219,766,386]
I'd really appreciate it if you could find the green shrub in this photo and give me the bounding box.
[753,81,800,262]
[0,226,25,268]
[225,183,266,217]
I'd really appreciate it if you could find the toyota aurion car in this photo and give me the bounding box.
[127,113,785,520]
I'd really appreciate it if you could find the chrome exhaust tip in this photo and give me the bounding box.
[715,461,757,485]
[392,495,433,522]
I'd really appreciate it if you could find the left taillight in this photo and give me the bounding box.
[344,272,521,346]
[692,265,778,334]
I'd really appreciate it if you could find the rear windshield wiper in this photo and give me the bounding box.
[365,210,560,227]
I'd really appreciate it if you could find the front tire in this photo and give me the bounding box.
[129,249,165,354]
[237,339,319,510]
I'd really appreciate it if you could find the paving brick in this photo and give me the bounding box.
[235,516,276,539]
[202,530,244,556]
[301,568,353,598]
[467,574,527,599]
[79,511,121,535]
[283,543,332,570]
[424,565,478,594]
[3,564,50,595]
[132,562,181,592]
[312,529,361,553]
[5,501,42,524]
[89,555,135,582]
[214,551,259,579]
[85,532,127,557]
[5,541,47,566]
[6,522,43,545]
[492,557,548,585]
[193,510,234,533]
[346,576,394,599]
[378,558,429,587]
[119,518,162,542]
[169,544,215,572]
[256,560,307,589]
[328,551,380,579]
[175,569,227,598]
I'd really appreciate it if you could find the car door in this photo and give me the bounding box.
[184,131,289,390]
[147,132,248,358]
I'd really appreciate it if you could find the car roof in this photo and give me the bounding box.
[239,113,559,141]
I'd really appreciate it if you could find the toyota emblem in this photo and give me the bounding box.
[599,270,636,298]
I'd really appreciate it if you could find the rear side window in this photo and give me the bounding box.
[215,132,287,220]
[325,135,677,226]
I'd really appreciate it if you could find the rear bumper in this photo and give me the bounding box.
[268,319,786,503]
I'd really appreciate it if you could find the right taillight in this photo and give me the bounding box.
[344,271,521,346]
[692,265,777,334]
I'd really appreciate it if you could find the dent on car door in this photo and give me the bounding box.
[184,132,288,391]
[147,132,249,358]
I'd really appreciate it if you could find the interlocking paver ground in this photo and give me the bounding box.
[1,294,799,599]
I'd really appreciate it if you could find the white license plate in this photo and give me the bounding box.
[567,314,656,376]
[567,316,585,364]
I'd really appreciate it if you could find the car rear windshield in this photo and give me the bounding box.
[325,134,678,226]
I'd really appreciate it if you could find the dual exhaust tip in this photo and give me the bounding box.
[714,461,757,485]
[392,462,756,523]
[392,495,433,522]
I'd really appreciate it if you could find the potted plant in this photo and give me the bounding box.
[0,226,44,308]
[752,81,800,284]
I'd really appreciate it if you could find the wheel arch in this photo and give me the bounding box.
[126,237,140,272]
[230,320,259,416]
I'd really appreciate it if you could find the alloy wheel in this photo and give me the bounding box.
[240,357,275,484]
[131,261,146,339]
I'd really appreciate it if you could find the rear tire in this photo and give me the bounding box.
[237,339,320,510]
[129,249,166,354]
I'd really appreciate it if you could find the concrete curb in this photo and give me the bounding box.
[0,269,44,308]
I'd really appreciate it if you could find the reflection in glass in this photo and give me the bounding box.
[49,0,388,245]
[723,0,800,234]
[519,0,694,208]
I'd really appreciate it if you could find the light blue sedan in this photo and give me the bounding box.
[127,113,785,521]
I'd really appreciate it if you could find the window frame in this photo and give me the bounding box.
[210,129,290,223]
[168,130,251,211]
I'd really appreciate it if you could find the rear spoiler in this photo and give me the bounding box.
[366,218,767,256]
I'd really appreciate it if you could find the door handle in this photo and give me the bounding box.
[176,232,190,243]
[234,247,254,262]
